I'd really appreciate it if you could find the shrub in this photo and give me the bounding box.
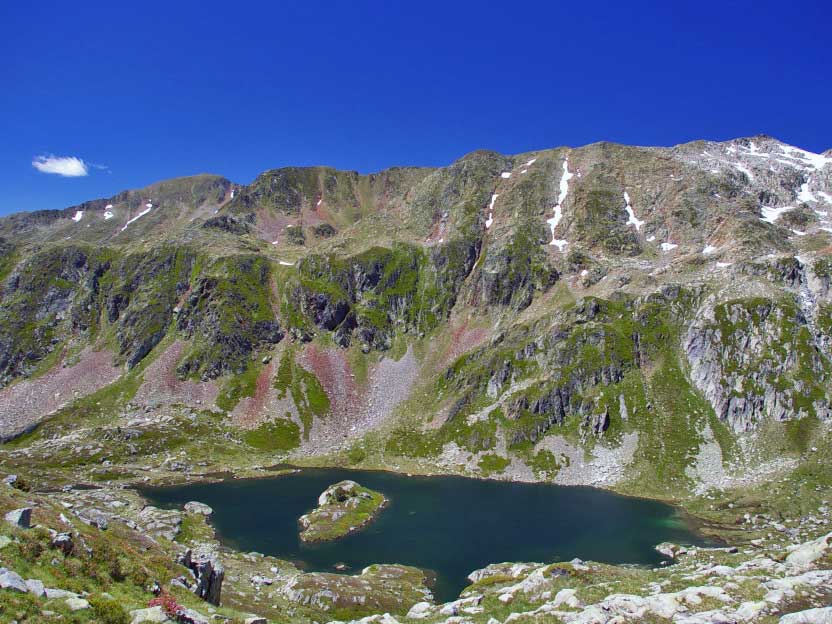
[89,595,130,624]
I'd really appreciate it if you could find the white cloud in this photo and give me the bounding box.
[32,155,89,177]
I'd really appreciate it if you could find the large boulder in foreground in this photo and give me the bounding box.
[299,480,388,543]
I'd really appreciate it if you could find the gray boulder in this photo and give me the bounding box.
[244,618,268,624]
[129,606,171,623]
[4,507,32,528]
[51,532,74,555]
[65,597,90,611]
[0,568,28,593]
[184,501,213,516]
[25,579,46,597]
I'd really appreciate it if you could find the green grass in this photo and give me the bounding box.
[243,417,301,451]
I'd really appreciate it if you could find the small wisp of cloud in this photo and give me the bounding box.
[32,155,89,177]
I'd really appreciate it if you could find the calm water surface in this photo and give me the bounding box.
[139,468,708,601]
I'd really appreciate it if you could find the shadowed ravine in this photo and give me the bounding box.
[139,468,710,602]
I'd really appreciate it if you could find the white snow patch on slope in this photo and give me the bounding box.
[623,191,644,231]
[818,191,832,204]
[547,160,573,252]
[279,261,294,266]
[646,235,656,242]
[103,211,114,220]
[779,144,832,170]
[703,245,717,254]
[733,162,754,180]
[486,193,497,229]
[792,229,807,236]
[525,158,537,167]
[660,242,678,252]
[316,198,322,206]
[761,205,793,224]
[120,206,152,232]
[71,210,83,222]
[717,262,733,268]
[230,189,235,199]
[797,182,816,203]
[501,172,511,179]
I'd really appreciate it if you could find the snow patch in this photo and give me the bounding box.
[547,159,573,251]
[623,191,644,231]
[316,198,322,206]
[120,206,152,232]
[760,205,794,224]
[660,242,678,252]
[230,189,235,199]
[717,262,733,268]
[71,210,83,222]
[702,245,717,255]
[501,172,511,179]
[103,211,114,220]
[797,182,816,203]
[279,261,294,266]
[646,235,656,242]
[792,229,807,236]
[486,193,498,229]
[524,157,537,167]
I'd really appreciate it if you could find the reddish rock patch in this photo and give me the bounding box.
[133,341,218,409]
[0,348,122,440]
[230,359,276,428]
[299,344,360,419]
[442,319,489,367]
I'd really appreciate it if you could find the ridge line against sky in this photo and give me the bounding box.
[1,0,830,215]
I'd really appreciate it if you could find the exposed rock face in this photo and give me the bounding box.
[178,548,224,605]
[684,297,831,432]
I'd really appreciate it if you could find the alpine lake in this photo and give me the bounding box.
[139,468,710,602]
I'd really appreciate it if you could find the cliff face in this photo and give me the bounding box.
[1,135,831,493]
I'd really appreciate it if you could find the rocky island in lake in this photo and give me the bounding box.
[299,480,388,543]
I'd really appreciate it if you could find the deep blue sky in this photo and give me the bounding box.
[1,0,830,215]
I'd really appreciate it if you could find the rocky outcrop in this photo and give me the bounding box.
[178,548,224,605]
[684,297,832,431]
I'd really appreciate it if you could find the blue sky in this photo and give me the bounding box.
[1,0,830,215]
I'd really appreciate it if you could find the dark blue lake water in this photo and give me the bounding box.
[139,468,707,601]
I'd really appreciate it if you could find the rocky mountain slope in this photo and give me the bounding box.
[2,135,831,496]
[1,134,832,623]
